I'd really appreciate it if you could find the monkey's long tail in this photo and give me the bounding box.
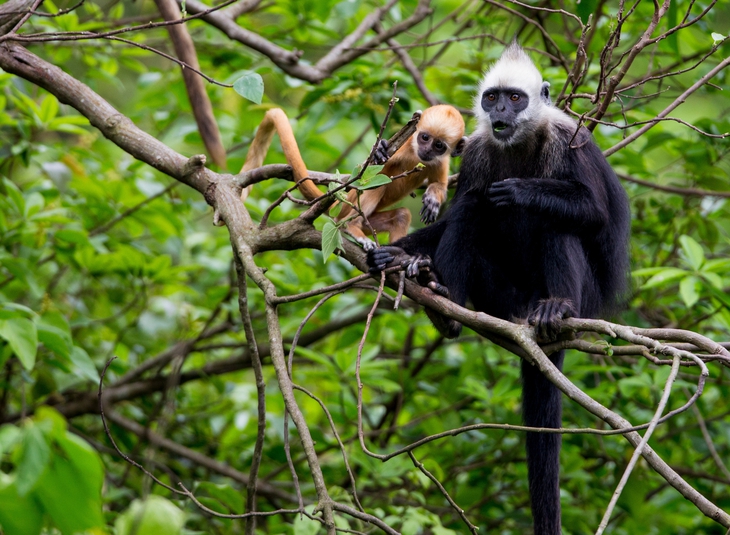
[521,350,564,535]
[240,108,322,201]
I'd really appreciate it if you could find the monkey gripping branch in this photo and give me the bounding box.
[1,39,730,535]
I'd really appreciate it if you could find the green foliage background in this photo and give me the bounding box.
[1,0,730,533]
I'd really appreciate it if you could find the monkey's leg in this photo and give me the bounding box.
[342,189,386,250]
[368,208,412,243]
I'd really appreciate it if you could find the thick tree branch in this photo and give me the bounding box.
[0,43,213,195]
[180,0,432,83]
[155,0,228,168]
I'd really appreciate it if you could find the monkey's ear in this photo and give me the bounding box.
[451,136,468,157]
[541,81,551,105]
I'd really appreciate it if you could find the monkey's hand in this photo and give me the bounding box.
[528,297,576,343]
[367,246,432,278]
[488,178,524,207]
[372,139,390,165]
[367,247,460,338]
[420,191,441,224]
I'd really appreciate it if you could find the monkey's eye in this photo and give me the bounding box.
[434,140,444,150]
[510,94,520,101]
[485,93,496,101]
[420,133,430,141]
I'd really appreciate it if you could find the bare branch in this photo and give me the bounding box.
[409,451,479,534]
[590,0,671,128]
[154,0,228,168]
[0,43,213,194]
[618,173,730,198]
[605,55,730,156]
[596,354,681,534]
[0,0,35,35]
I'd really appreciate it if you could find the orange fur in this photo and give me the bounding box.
[240,105,465,249]
[337,105,465,247]
[240,108,321,201]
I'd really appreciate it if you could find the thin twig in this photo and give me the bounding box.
[234,257,268,533]
[595,354,681,534]
[685,387,730,483]
[294,384,364,512]
[408,451,479,534]
[356,272,388,458]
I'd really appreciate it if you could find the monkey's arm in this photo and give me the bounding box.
[488,141,612,227]
[367,236,461,339]
[419,161,449,224]
[488,177,608,226]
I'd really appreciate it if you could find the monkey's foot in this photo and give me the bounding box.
[420,194,441,224]
[427,280,449,298]
[366,246,433,278]
[402,253,433,278]
[528,298,576,342]
[358,237,377,251]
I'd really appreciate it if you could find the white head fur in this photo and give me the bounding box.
[473,43,554,141]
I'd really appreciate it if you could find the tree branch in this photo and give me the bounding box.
[155,0,228,168]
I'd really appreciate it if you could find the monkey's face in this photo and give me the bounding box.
[481,87,530,143]
[415,130,449,162]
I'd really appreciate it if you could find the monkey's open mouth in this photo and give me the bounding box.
[492,121,509,133]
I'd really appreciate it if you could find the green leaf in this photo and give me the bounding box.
[321,220,343,262]
[233,72,264,104]
[631,267,667,277]
[0,303,36,320]
[0,425,21,458]
[2,178,25,214]
[16,425,50,496]
[196,482,243,514]
[701,272,723,289]
[329,201,343,218]
[642,268,688,289]
[0,473,44,535]
[679,235,704,270]
[704,258,730,273]
[679,276,701,308]
[69,346,100,383]
[711,32,726,45]
[0,317,38,370]
[115,495,185,535]
[350,164,387,190]
[576,0,598,24]
[38,95,59,123]
[293,345,336,368]
[353,174,392,190]
[327,180,346,217]
[360,164,385,183]
[55,228,90,245]
[33,431,105,533]
[37,322,72,360]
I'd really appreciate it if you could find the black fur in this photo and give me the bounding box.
[368,121,630,534]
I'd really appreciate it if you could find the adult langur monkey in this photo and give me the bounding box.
[240,106,466,248]
[368,43,630,534]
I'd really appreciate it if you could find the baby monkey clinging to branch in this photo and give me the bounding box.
[240,105,466,249]
[336,104,466,250]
